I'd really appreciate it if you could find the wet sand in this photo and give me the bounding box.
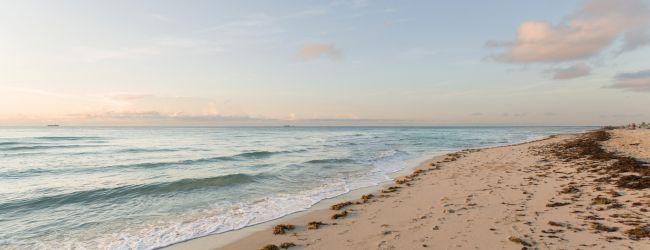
[170,129,650,250]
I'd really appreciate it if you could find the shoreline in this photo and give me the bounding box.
[166,131,586,250]
[173,128,650,249]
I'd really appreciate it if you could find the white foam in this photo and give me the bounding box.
[80,150,416,250]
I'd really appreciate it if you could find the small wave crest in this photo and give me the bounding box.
[33,136,105,141]
[1,145,101,151]
[304,158,356,164]
[0,173,266,213]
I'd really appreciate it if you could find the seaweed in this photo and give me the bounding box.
[260,244,280,250]
[272,224,295,235]
[331,210,348,219]
[331,201,353,210]
[625,224,650,240]
[591,222,619,232]
[361,194,374,203]
[550,129,649,189]
[591,196,614,205]
[307,221,327,230]
[548,221,566,227]
[382,186,401,193]
[546,202,570,207]
[559,186,580,194]
[617,175,650,189]
[279,242,296,249]
[508,236,532,247]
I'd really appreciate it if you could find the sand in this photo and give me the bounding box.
[604,129,650,162]
[169,129,650,250]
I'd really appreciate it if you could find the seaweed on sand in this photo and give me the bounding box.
[331,210,348,219]
[272,224,295,235]
[591,222,619,232]
[331,201,353,210]
[382,186,401,193]
[617,175,650,189]
[279,242,296,249]
[361,194,374,203]
[625,224,650,240]
[508,236,532,247]
[260,244,280,250]
[550,129,649,189]
[307,221,327,229]
[546,202,571,207]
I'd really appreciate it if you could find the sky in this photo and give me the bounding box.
[1,0,650,126]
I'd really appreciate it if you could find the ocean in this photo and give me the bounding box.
[0,126,589,249]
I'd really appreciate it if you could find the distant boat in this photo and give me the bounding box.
[283,125,293,127]
[47,124,60,127]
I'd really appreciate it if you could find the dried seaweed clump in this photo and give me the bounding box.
[559,186,580,194]
[361,194,374,203]
[395,178,410,185]
[617,175,650,189]
[591,222,619,232]
[610,157,649,175]
[551,129,649,189]
[546,202,570,207]
[382,186,401,193]
[592,196,615,205]
[307,221,327,229]
[331,210,348,219]
[272,224,295,235]
[260,244,280,250]
[552,130,612,161]
[331,201,353,210]
[508,236,532,247]
[279,242,296,249]
[625,224,650,240]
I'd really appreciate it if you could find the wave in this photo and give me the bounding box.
[33,136,105,141]
[114,150,283,169]
[2,145,101,151]
[0,150,288,178]
[304,158,356,164]
[114,148,182,153]
[0,142,22,146]
[0,173,265,213]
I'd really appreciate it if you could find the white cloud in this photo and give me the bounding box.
[493,0,650,63]
[298,43,343,61]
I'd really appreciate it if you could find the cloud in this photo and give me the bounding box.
[298,43,343,61]
[608,69,650,92]
[550,63,591,80]
[493,0,649,63]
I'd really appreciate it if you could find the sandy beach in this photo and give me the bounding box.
[169,128,650,250]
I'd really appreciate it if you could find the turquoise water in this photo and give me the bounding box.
[0,126,589,249]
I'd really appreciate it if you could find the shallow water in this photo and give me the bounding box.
[0,126,589,249]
